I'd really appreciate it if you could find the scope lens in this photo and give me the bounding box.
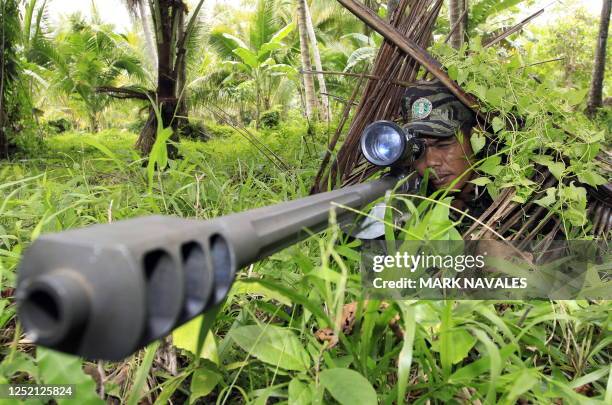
[361,121,406,166]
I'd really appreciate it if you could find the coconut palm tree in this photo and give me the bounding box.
[47,13,145,132]
[448,0,466,49]
[111,0,206,156]
[304,1,329,120]
[297,0,318,121]
[206,0,297,127]
[587,0,611,116]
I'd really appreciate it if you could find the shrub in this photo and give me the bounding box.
[260,107,282,128]
[204,122,235,139]
[46,118,73,134]
[180,121,211,141]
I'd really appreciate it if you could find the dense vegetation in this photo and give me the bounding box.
[0,0,610,404]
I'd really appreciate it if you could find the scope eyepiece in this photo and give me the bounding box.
[360,120,425,167]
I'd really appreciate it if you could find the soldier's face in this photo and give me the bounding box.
[413,130,475,191]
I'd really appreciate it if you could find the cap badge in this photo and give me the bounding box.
[412,98,433,119]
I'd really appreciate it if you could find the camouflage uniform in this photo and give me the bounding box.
[401,80,476,138]
[356,80,611,239]
[401,80,489,231]
[355,80,484,238]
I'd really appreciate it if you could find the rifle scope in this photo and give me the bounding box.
[16,170,400,360]
[360,120,425,167]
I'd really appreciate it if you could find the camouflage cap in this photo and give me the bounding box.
[401,80,475,138]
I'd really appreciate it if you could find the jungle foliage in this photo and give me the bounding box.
[0,0,610,404]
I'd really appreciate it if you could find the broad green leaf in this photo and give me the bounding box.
[532,155,553,166]
[534,188,556,208]
[173,316,219,364]
[269,22,295,44]
[457,68,469,85]
[154,374,189,405]
[470,131,486,153]
[439,301,453,377]
[37,348,103,405]
[486,87,505,107]
[258,42,282,59]
[564,88,588,106]
[492,117,505,133]
[221,32,248,49]
[259,57,276,68]
[288,378,314,405]
[189,368,221,403]
[233,48,258,69]
[238,278,331,326]
[267,64,298,76]
[230,324,310,371]
[231,280,292,306]
[0,351,38,380]
[319,368,377,405]
[577,170,608,187]
[448,65,459,81]
[470,177,491,187]
[545,161,565,180]
[479,156,502,176]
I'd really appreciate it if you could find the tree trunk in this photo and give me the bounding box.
[0,74,6,160]
[448,0,465,49]
[0,0,8,159]
[461,0,468,39]
[176,5,189,130]
[136,0,182,157]
[304,0,330,121]
[297,0,318,121]
[255,70,262,128]
[587,0,611,116]
[90,113,100,133]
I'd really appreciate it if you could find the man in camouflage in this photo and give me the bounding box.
[354,80,491,239]
[400,80,492,223]
[356,80,610,240]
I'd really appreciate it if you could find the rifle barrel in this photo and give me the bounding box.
[16,176,398,360]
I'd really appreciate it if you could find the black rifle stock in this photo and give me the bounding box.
[15,176,398,360]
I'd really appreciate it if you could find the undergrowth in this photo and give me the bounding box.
[0,121,610,404]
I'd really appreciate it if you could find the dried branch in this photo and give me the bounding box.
[483,8,545,48]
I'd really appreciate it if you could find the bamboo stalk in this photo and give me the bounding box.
[483,8,544,48]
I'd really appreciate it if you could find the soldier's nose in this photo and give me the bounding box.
[423,149,442,169]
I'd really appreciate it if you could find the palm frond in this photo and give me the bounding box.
[344,46,377,72]
[209,28,243,60]
[470,0,528,29]
[249,0,280,50]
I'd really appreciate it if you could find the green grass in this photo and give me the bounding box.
[0,125,610,404]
